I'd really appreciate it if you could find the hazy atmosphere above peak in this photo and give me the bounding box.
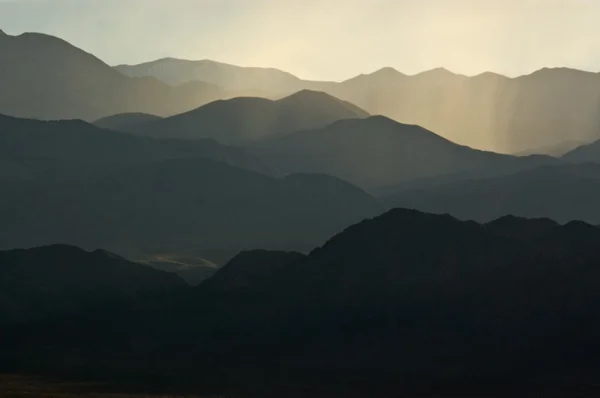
[1,0,599,80]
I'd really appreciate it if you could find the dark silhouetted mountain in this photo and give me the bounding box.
[93,112,163,131]
[251,115,553,191]
[0,113,277,181]
[0,244,186,324]
[126,90,369,144]
[183,208,600,390]
[8,209,600,394]
[0,31,266,121]
[0,158,382,256]
[386,163,600,224]
[320,67,600,154]
[115,58,315,94]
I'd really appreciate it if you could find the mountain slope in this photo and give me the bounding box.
[0,31,263,121]
[0,245,186,324]
[127,90,369,144]
[93,112,163,131]
[562,137,600,162]
[115,58,310,94]
[386,162,600,224]
[0,158,382,256]
[251,115,553,191]
[0,113,277,181]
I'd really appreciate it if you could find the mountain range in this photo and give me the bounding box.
[3,29,600,155]
[6,26,600,396]
[118,56,600,155]
[5,209,600,394]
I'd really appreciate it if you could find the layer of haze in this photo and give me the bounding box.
[0,0,599,80]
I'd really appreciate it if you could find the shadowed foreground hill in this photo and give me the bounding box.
[0,245,186,324]
[0,158,382,256]
[0,113,277,181]
[126,90,369,144]
[251,115,553,191]
[6,209,600,395]
[386,163,600,224]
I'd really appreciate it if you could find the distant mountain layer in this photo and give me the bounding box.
[5,28,600,154]
[118,56,600,154]
[0,113,277,181]
[124,90,369,144]
[7,209,600,392]
[0,244,186,324]
[115,58,312,94]
[386,162,600,224]
[0,157,382,256]
[322,67,600,154]
[0,31,268,121]
[251,115,554,191]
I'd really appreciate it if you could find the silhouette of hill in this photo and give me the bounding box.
[0,113,277,181]
[322,66,600,154]
[126,90,369,144]
[0,31,266,121]
[93,113,163,131]
[115,58,313,94]
[7,209,600,394]
[386,163,600,224]
[251,115,553,191]
[0,158,382,256]
[0,245,186,324]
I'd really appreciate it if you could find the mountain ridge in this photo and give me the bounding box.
[251,115,554,191]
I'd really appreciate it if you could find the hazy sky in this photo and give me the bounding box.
[0,0,599,81]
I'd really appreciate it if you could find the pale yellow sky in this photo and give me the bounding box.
[1,0,599,80]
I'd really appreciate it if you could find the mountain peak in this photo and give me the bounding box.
[369,67,404,78]
[280,89,336,102]
[278,90,370,118]
[414,67,463,79]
